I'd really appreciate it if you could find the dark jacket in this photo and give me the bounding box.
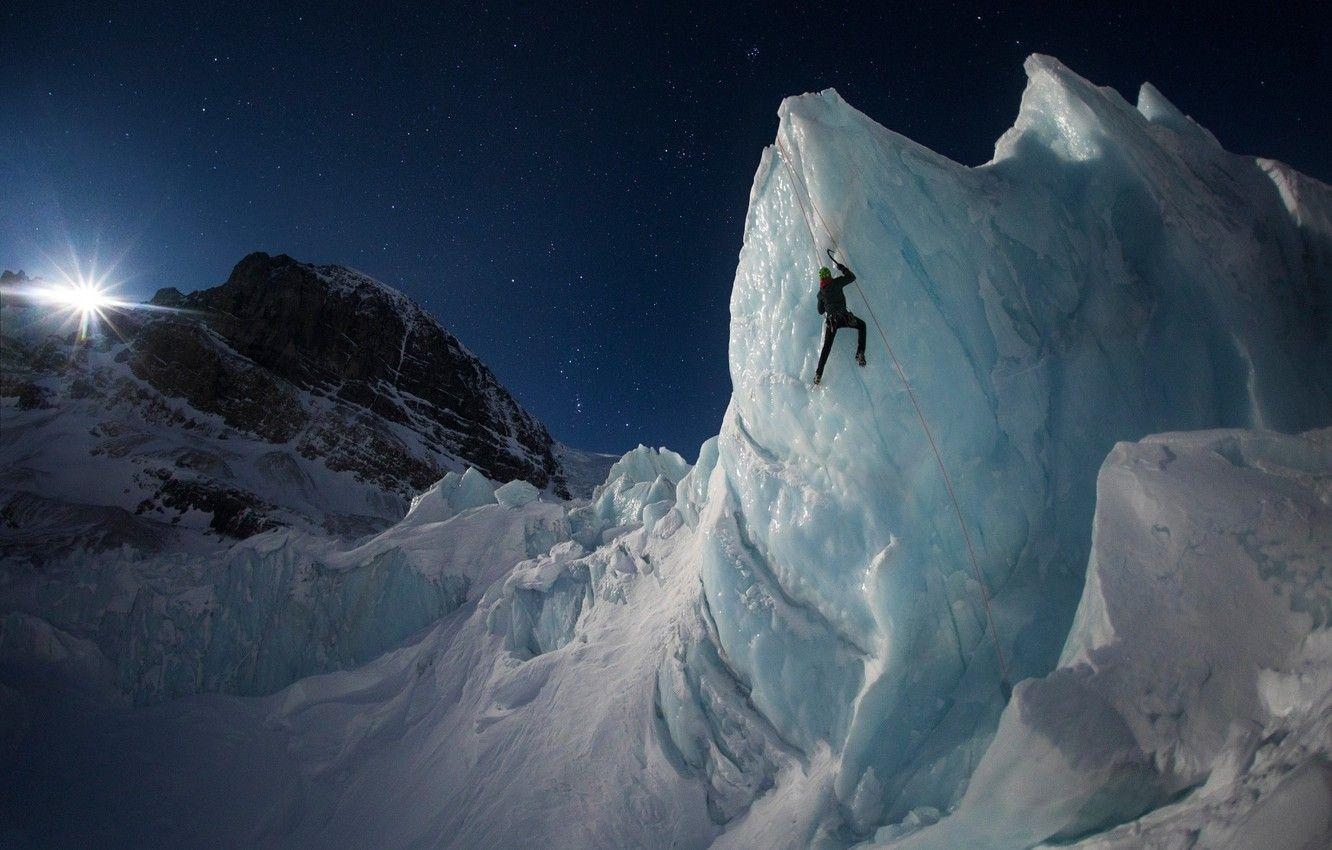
[817,263,856,315]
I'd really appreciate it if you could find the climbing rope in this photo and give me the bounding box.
[774,136,1013,697]
[776,137,823,257]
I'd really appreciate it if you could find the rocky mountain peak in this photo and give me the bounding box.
[1,252,574,551]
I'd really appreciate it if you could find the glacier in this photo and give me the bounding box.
[2,446,723,848]
[3,54,1331,849]
[0,471,570,704]
[665,53,1332,842]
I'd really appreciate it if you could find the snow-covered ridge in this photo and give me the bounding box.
[308,260,512,400]
[167,251,568,496]
[311,263,427,325]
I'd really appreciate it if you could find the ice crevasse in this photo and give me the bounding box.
[656,54,1332,842]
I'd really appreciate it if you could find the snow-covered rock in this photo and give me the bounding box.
[0,251,577,555]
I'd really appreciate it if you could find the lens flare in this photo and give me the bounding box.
[4,265,134,340]
[51,278,115,316]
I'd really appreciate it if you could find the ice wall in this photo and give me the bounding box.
[0,496,572,704]
[666,54,1332,838]
[877,428,1332,849]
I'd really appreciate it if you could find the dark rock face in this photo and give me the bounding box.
[159,253,567,496]
[149,286,184,307]
[122,320,310,443]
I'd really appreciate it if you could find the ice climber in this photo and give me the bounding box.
[813,258,866,385]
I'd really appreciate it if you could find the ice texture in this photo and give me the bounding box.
[495,479,541,508]
[666,53,1332,837]
[2,443,723,850]
[877,428,1332,849]
[404,467,498,524]
[566,443,692,544]
[0,496,572,704]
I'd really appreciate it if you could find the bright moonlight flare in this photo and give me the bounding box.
[26,270,132,338]
[52,279,114,315]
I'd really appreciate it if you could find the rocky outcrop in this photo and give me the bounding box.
[150,253,566,496]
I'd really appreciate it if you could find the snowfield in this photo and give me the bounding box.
[3,54,1331,849]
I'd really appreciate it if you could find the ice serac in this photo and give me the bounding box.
[0,489,572,705]
[666,54,1332,839]
[403,467,497,525]
[879,428,1332,849]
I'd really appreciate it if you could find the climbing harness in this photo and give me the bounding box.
[775,137,1014,701]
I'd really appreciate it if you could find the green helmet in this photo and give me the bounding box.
[818,266,831,279]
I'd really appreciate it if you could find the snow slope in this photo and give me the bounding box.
[1,447,721,848]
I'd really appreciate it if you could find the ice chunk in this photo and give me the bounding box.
[879,428,1332,848]
[605,444,691,488]
[495,479,540,508]
[569,445,694,543]
[453,467,499,511]
[404,467,498,524]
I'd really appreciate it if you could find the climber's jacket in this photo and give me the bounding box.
[817,262,856,316]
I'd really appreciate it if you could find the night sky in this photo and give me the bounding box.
[3,2,1328,457]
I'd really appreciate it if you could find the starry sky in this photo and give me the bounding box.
[3,2,1328,457]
